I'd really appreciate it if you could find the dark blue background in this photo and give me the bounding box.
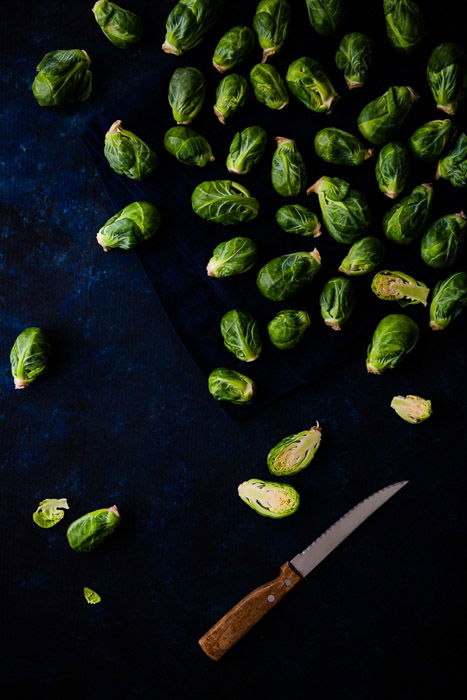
[1,1,466,697]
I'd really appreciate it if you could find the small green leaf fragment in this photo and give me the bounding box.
[33,499,69,529]
[83,587,102,604]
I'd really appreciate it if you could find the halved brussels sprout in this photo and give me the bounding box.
[320,277,356,330]
[83,587,102,604]
[192,180,259,224]
[96,201,160,251]
[168,67,206,125]
[338,237,385,276]
[366,314,419,374]
[104,120,158,180]
[335,32,373,89]
[271,137,307,197]
[375,142,410,199]
[207,237,257,277]
[238,479,299,518]
[92,1,142,49]
[214,74,248,124]
[429,272,467,330]
[33,499,69,528]
[409,120,454,162]
[253,0,291,63]
[32,49,92,106]
[314,128,373,166]
[10,327,50,389]
[427,43,467,115]
[421,212,466,268]
[67,506,120,552]
[208,367,255,404]
[267,309,311,349]
[256,250,321,301]
[162,0,223,55]
[220,310,262,362]
[382,183,433,245]
[212,26,255,72]
[226,126,268,175]
[371,270,430,307]
[286,57,339,113]
[250,64,289,110]
[308,176,371,244]
[267,423,321,476]
[305,0,346,36]
[436,133,467,188]
[275,204,321,237]
[390,395,432,423]
[164,126,214,167]
[383,0,426,53]
[357,86,418,145]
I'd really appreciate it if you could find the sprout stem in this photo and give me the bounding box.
[162,41,180,56]
[14,377,29,389]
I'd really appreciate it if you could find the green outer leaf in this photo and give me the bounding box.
[382,184,433,245]
[335,32,373,89]
[409,120,454,162]
[212,26,255,72]
[214,73,248,123]
[208,367,255,404]
[238,479,299,518]
[383,0,426,52]
[207,237,257,277]
[164,126,213,167]
[168,67,206,124]
[271,137,307,197]
[256,250,321,301]
[32,49,92,106]
[308,176,371,244]
[314,127,372,166]
[319,276,356,329]
[427,43,467,115]
[275,204,321,237]
[220,310,262,362]
[66,506,120,552]
[390,395,432,423]
[250,64,289,110]
[437,133,467,188]
[338,237,385,276]
[267,424,321,475]
[253,0,291,61]
[163,0,224,55]
[286,57,339,113]
[429,272,467,330]
[366,313,419,373]
[32,499,69,528]
[226,126,268,175]
[92,1,142,49]
[97,201,160,250]
[267,309,311,349]
[305,0,346,36]
[371,270,430,306]
[10,327,50,389]
[104,120,158,180]
[421,212,467,268]
[83,587,102,604]
[192,180,259,225]
[375,141,410,198]
[357,85,418,145]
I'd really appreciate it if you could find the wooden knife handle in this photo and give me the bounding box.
[198,561,301,660]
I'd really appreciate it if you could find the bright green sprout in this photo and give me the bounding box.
[275,205,321,237]
[97,202,160,251]
[207,237,257,277]
[358,85,418,145]
[168,67,206,124]
[10,327,50,390]
[375,142,410,199]
[383,0,426,53]
[338,237,385,276]
[67,506,120,552]
[238,479,300,518]
[421,212,466,268]
[371,270,430,307]
[366,314,419,374]
[33,499,69,528]
[32,49,92,106]
[220,310,262,362]
[214,73,248,124]
[286,57,339,113]
[305,0,346,36]
[208,367,255,404]
[212,26,255,72]
[164,126,214,167]
[104,120,157,180]
[267,310,311,350]
[267,423,321,476]
[271,137,307,197]
[335,32,373,89]
[226,126,268,175]
[92,1,142,49]
[314,128,373,166]
[319,277,356,330]
[390,395,432,423]
[427,43,467,115]
[308,176,371,244]
[429,272,467,330]
[192,180,259,224]
[162,0,223,55]
[409,120,454,162]
[256,250,321,301]
[253,0,291,63]
[250,63,289,110]
[436,133,467,188]
[382,184,433,244]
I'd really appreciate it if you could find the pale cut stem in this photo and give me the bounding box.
[429,321,443,331]
[325,319,341,331]
[437,104,455,115]
[364,149,374,160]
[162,41,180,56]
[261,47,276,63]
[213,62,227,73]
[107,119,122,135]
[366,363,382,375]
[307,177,325,195]
[275,136,293,146]
[14,377,29,389]
[347,80,363,90]
[214,107,225,124]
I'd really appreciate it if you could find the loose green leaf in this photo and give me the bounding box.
[383,0,426,53]
[214,74,248,124]
[275,204,321,237]
[238,479,299,518]
[305,0,346,36]
[33,499,69,528]
[226,126,268,175]
[271,137,307,197]
[390,395,432,423]
[338,237,385,276]
[314,128,373,166]
[207,237,257,277]
[256,250,321,301]
[212,26,255,72]
[92,1,142,49]
[366,314,419,374]
[220,310,262,362]
[319,277,356,330]
[253,0,291,62]
[429,272,467,330]
[162,0,223,55]
[421,212,466,268]
[371,270,430,307]
[409,120,454,162]
[168,67,206,124]
[32,49,92,106]
[436,133,467,188]
[96,201,160,251]
[267,309,311,349]
[10,327,50,390]
[286,57,339,113]
[208,367,255,404]
[335,32,373,89]
[192,180,259,225]
[308,176,371,244]
[250,63,289,110]
[164,126,213,167]
[382,183,433,245]
[67,506,120,552]
[104,120,157,180]
[267,423,321,476]
[427,43,467,115]
[83,587,102,604]
[357,85,418,145]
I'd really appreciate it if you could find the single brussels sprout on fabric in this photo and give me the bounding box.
[390,395,432,423]
[208,367,255,404]
[314,128,373,166]
[250,64,289,110]
[96,201,160,251]
[409,120,454,162]
[214,74,248,124]
[357,86,418,145]
[421,212,466,268]
[427,43,467,115]
[305,0,346,36]
[212,26,255,73]
[226,126,268,175]
[32,49,92,106]
[253,0,291,63]
[168,67,206,125]
[271,137,307,197]
[257,250,321,301]
[383,0,426,53]
[220,310,262,362]
[371,270,430,307]
[335,33,373,89]
[83,587,102,604]
[375,142,410,199]
[308,176,371,244]
[436,133,467,188]
[192,180,259,224]
[162,0,223,55]
[164,126,214,167]
[238,479,299,518]
[92,1,142,49]
[267,309,311,349]
[383,183,433,245]
[366,314,419,374]
[66,506,120,552]
[207,237,257,277]
[429,272,467,330]
[32,499,69,528]
[286,57,339,113]
[267,423,321,476]
[104,120,158,180]
[275,204,321,237]
[320,277,356,330]
[10,327,50,390]
[338,237,385,276]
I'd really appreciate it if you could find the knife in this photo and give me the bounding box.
[198,480,408,660]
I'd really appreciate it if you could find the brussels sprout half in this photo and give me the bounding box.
[96,201,160,251]
[390,395,432,424]
[409,120,455,162]
[382,184,433,245]
[436,133,467,188]
[268,309,311,350]
[32,499,69,528]
[212,26,255,73]
[305,0,346,36]
[383,0,426,53]
[429,272,467,330]
[162,0,223,56]
[286,57,339,113]
[164,126,214,167]
[207,237,257,277]
[335,32,373,89]
[208,367,255,404]
[271,137,307,197]
[366,314,419,374]
[226,126,268,175]
[268,423,321,476]
[256,250,321,301]
[338,237,385,276]
[250,64,289,110]
[253,0,291,63]
[427,43,467,115]
[214,74,248,124]
[32,49,92,106]
[314,128,373,166]
[319,277,356,330]
[308,176,371,244]
[67,506,120,552]
[92,1,142,49]
[104,120,158,180]
[275,205,321,237]
[192,180,259,225]
[357,86,418,145]
[375,142,410,199]
[371,270,430,307]
[238,479,300,518]
[220,310,262,362]
[421,212,466,268]
[168,67,206,125]
[10,327,50,389]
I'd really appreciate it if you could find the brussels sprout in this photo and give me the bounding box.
[409,120,454,162]
[383,0,426,53]
[429,272,467,330]
[220,310,262,362]
[66,506,120,552]
[366,314,419,374]
[214,74,248,124]
[275,204,321,237]
[207,237,257,277]
[335,32,373,89]
[339,237,385,276]
[305,0,346,36]
[83,587,102,604]
[10,327,50,390]
[104,120,157,180]
[32,499,69,528]
[96,201,160,251]
[267,423,321,476]
[238,479,299,518]
[421,212,467,268]
[168,67,206,125]
[319,277,356,330]
[162,0,223,55]
[32,49,92,106]
[427,43,467,115]
[253,0,291,63]
[371,270,430,307]
[357,86,418,145]
[286,57,339,114]
[436,133,467,188]
[257,250,321,301]
[307,176,371,244]
[267,309,311,349]
[164,126,214,167]
[375,142,410,199]
[192,180,259,225]
[250,64,289,110]
[92,1,142,49]
[271,137,307,197]
[314,128,373,166]
[382,183,433,245]
[226,126,268,175]
[390,395,432,423]
[208,367,255,404]
[212,26,255,73]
